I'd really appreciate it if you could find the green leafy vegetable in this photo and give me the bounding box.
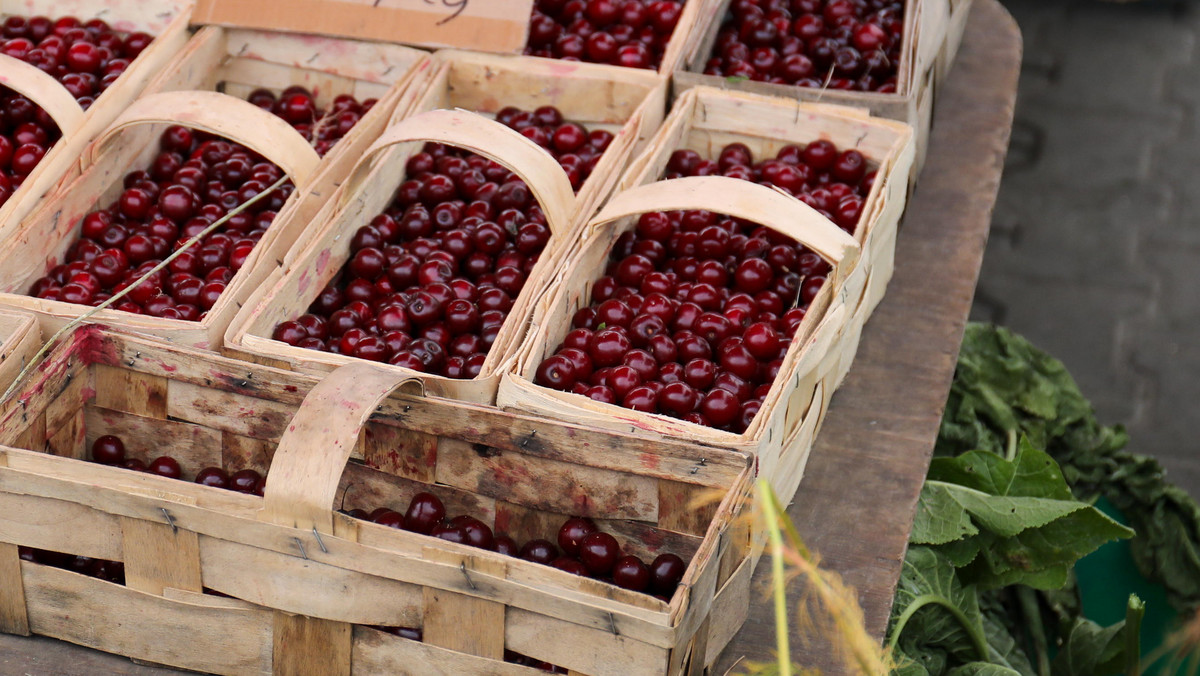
[890,547,991,674]
[914,439,1132,590]
[937,323,1200,612]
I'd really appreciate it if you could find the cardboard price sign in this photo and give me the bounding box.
[192,0,534,53]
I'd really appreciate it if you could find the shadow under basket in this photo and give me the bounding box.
[0,325,755,675]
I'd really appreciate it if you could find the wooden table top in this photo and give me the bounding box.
[0,2,1020,673]
[713,0,1021,672]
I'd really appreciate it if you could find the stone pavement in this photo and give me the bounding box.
[971,0,1200,496]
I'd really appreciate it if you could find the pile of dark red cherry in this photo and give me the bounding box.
[25,87,374,319]
[0,14,156,206]
[533,138,874,433]
[524,0,684,69]
[344,492,685,598]
[702,0,905,91]
[270,105,613,379]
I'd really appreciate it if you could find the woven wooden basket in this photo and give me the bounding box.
[674,0,973,174]
[622,87,914,352]
[226,108,576,405]
[0,29,432,351]
[500,87,913,501]
[0,90,321,351]
[0,308,38,392]
[0,0,193,238]
[400,49,669,236]
[142,24,432,258]
[0,325,754,675]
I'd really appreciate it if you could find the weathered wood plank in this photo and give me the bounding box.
[120,518,203,597]
[0,542,29,635]
[272,613,351,676]
[422,587,505,661]
[712,1,1021,671]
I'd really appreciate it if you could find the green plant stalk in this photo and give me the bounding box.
[887,593,991,664]
[0,173,289,403]
[765,480,813,561]
[1124,595,1144,676]
[758,479,793,676]
[1016,586,1050,676]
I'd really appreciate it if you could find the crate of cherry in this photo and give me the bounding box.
[225,108,577,405]
[141,23,433,255]
[500,87,912,500]
[0,33,432,351]
[674,0,972,173]
[0,307,38,391]
[399,49,669,235]
[0,324,753,675]
[520,0,714,75]
[0,1,192,237]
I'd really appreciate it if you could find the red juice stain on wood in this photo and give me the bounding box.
[493,504,513,534]
[74,325,116,365]
[639,453,661,470]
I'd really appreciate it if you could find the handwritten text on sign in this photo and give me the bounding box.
[192,0,535,54]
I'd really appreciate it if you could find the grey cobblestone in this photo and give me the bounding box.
[980,0,1200,497]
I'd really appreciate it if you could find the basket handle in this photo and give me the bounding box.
[0,53,85,134]
[338,108,575,238]
[259,363,420,533]
[588,176,861,283]
[87,90,321,186]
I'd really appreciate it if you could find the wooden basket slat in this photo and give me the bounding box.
[120,516,203,596]
[95,332,747,486]
[339,460,500,527]
[353,625,544,676]
[200,535,424,626]
[85,406,223,471]
[0,543,27,635]
[0,490,122,561]
[0,327,751,674]
[44,409,85,460]
[0,310,40,394]
[505,606,671,675]
[22,562,275,675]
[433,440,660,523]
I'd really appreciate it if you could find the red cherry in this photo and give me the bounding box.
[229,469,262,493]
[91,435,125,464]
[195,467,230,489]
[612,555,650,591]
[405,492,446,535]
[551,557,589,576]
[520,539,559,564]
[650,553,686,595]
[557,517,597,556]
[148,456,182,479]
[578,531,620,576]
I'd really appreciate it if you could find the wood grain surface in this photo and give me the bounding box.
[0,1,1020,672]
[713,0,1021,672]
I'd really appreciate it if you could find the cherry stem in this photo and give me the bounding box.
[2,172,289,403]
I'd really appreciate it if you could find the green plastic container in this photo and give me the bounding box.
[1075,497,1186,675]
